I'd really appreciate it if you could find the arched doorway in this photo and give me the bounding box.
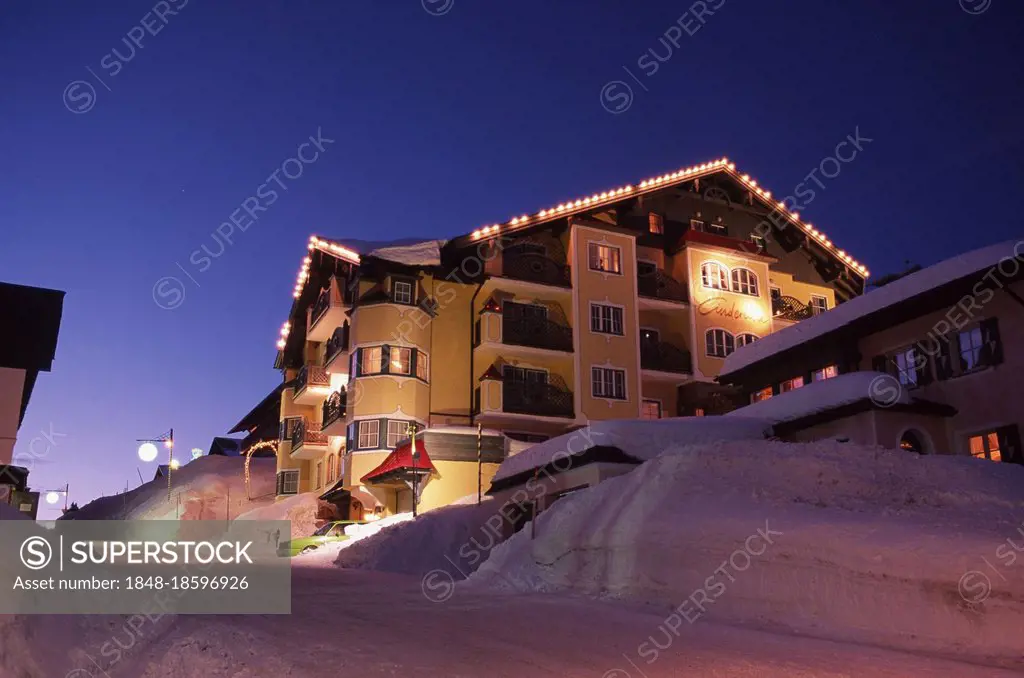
[899,429,928,454]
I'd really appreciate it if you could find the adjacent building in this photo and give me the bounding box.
[269,157,870,516]
[0,281,64,518]
[718,240,1024,463]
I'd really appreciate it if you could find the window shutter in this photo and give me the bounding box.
[410,349,418,379]
[980,318,1004,366]
[871,355,889,375]
[997,425,1022,464]
[934,339,954,380]
[381,345,390,374]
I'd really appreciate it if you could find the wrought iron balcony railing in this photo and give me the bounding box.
[291,418,329,450]
[295,364,330,394]
[501,253,571,287]
[502,315,573,352]
[326,326,349,363]
[637,270,689,303]
[502,381,575,418]
[772,295,813,322]
[322,390,346,428]
[641,339,693,374]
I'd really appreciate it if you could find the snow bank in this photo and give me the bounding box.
[63,456,277,521]
[492,417,771,483]
[722,239,1022,375]
[470,439,1024,668]
[298,512,415,564]
[726,371,910,424]
[233,492,320,539]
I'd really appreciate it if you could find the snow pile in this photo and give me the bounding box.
[233,491,320,539]
[63,456,277,521]
[726,371,910,424]
[492,417,772,483]
[298,512,415,564]
[470,439,1024,668]
[722,239,1022,375]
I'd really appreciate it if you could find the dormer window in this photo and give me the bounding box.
[648,213,664,234]
[708,219,727,236]
[690,219,705,232]
[392,279,414,305]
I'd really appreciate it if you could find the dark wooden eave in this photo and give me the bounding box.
[771,398,957,437]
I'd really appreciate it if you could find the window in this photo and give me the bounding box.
[361,346,383,375]
[315,461,323,489]
[694,408,705,417]
[958,326,985,372]
[707,219,727,235]
[780,376,804,393]
[690,219,705,232]
[416,351,429,381]
[751,387,772,403]
[277,470,299,495]
[637,260,657,278]
[387,421,408,448]
[705,329,734,358]
[648,213,663,234]
[749,234,766,252]
[770,286,781,302]
[503,365,548,384]
[390,346,412,375]
[736,333,759,348]
[640,399,662,420]
[701,262,729,290]
[392,280,413,305]
[731,268,759,296]
[588,243,622,274]
[813,365,839,381]
[969,431,1002,462]
[810,295,828,315]
[591,367,627,400]
[893,347,920,387]
[590,304,624,335]
[357,420,380,449]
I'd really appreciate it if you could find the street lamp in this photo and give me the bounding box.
[406,422,419,518]
[137,429,174,500]
[41,483,70,511]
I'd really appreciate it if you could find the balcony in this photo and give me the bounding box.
[499,253,571,288]
[641,339,693,377]
[476,381,575,420]
[321,390,347,437]
[637,270,689,305]
[293,364,331,406]
[772,295,813,322]
[503,315,573,352]
[324,325,350,373]
[290,418,329,460]
[308,278,352,342]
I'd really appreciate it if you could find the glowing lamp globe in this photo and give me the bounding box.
[138,442,159,463]
[45,491,60,505]
[169,459,181,470]
[191,448,204,460]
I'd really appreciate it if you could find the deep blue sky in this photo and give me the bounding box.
[2,0,1021,513]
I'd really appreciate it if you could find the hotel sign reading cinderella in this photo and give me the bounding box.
[696,297,770,325]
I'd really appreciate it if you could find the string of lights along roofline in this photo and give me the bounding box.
[274,157,869,350]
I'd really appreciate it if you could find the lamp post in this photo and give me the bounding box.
[43,483,70,512]
[406,423,419,518]
[137,429,174,501]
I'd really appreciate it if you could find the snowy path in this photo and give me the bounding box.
[63,566,1019,678]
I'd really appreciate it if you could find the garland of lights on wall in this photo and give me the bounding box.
[273,158,871,350]
[244,440,279,500]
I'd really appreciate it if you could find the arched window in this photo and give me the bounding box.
[705,329,735,358]
[731,268,759,296]
[899,430,927,454]
[736,333,759,348]
[701,262,729,290]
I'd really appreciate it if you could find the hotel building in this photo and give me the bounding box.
[268,158,869,517]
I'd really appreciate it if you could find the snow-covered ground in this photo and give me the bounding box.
[471,439,1024,669]
[62,455,277,521]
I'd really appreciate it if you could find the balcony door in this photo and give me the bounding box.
[502,365,548,385]
[503,301,548,321]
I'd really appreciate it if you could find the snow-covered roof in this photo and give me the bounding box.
[725,371,912,425]
[491,417,772,484]
[721,239,1021,376]
[332,238,448,266]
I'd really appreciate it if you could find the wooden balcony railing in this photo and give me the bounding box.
[502,381,575,418]
[295,364,330,394]
[326,326,349,363]
[291,418,328,450]
[637,270,689,303]
[772,295,813,322]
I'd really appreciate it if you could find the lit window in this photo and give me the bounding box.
[416,351,429,381]
[591,367,627,400]
[386,421,408,448]
[361,346,383,375]
[958,326,984,372]
[705,329,734,358]
[590,304,624,335]
[812,365,839,381]
[780,376,804,393]
[701,262,729,290]
[694,408,705,417]
[392,280,413,305]
[390,347,412,375]
[736,333,759,348]
[731,269,759,296]
[969,431,1002,462]
[648,213,664,234]
[640,399,662,420]
[690,219,705,232]
[750,234,766,252]
[751,387,772,403]
[588,243,622,274]
[810,295,828,315]
[357,420,380,449]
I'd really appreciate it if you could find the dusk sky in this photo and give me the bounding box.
[2,0,1021,512]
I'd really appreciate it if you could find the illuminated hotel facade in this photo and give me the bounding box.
[269,158,869,518]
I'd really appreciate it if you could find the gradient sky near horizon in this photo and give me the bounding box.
[2,0,1022,513]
